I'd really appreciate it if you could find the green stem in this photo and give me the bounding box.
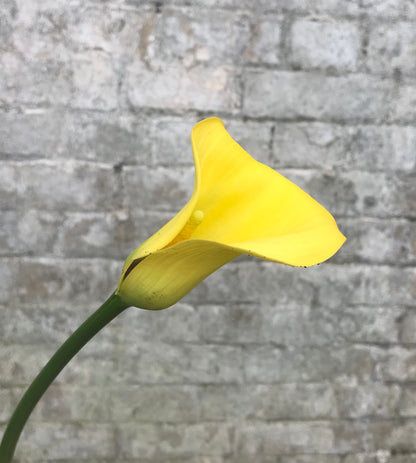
[0,292,129,463]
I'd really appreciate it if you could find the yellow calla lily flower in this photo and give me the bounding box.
[116,117,346,310]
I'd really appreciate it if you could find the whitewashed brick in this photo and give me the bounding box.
[0,110,64,158]
[125,61,240,112]
[253,0,361,16]
[281,169,415,218]
[375,347,416,382]
[154,7,251,66]
[118,423,232,459]
[71,51,118,111]
[117,342,243,384]
[337,218,416,265]
[361,0,416,18]
[394,81,416,122]
[108,385,200,422]
[15,423,115,460]
[400,386,416,417]
[367,22,416,76]
[236,422,342,455]
[245,16,282,65]
[243,70,392,121]
[291,18,360,71]
[199,383,337,420]
[122,165,194,212]
[272,123,416,171]
[401,311,416,344]
[0,161,119,211]
[335,384,401,418]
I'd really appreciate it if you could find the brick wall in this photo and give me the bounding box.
[1,0,416,462]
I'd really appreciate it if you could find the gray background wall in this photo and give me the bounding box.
[1,0,416,462]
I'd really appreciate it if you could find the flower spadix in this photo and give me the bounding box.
[116,117,346,310]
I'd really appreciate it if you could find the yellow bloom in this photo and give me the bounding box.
[116,117,346,310]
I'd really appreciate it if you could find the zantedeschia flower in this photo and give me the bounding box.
[116,117,346,310]
[0,118,347,463]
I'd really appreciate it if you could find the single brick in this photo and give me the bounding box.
[224,455,282,463]
[122,165,194,212]
[116,301,200,344]
[257,383,337,420]
[0,344,52,385]
[394,81,416,123]
[3,209,63,256]
[0,258,18,305]
[278,457,341,463]
[59,112,153,164]
[0,161,120,211]
[118,423,232,459]
[188,259,316,307]
[0,388,22,423]
[0,51,72,107]
[149,115,198,166]
[192,260,416,311]
[281,169,415,218]
[343,454,386,463]
[71,51,118,111]
[245,15,282,65]
[197,303,271,344]
[227,456,341,463]
[401,311,416,344]
[15,258,121,307]
[236,422,338,455]
[361,0,416,19]
[31,385,111,422]
[297,263,416,307]
[399,385,416,417]
[0,211,19,255]
[57,354,119,386]
[243,70,392,121]
[0,0,16,48]
[116,342,243,384]
[367,22,416,76]
[56,212,124,259]
[168,0,254,8]
[375,347,416,382]
[335,383,401,418]
[253,0,361,16]
[290,18,360,71]
[108,385,200,422]
[65,4,146,59]
[199,383,337,420]
[0,110,65,158]
[198,303,354,347]
[335,305,404,344]
[154,7,251,66]
[272,123,416,172]
[244,344,380,383]
[366,420,416,453]
[0,303,114,346]
[335,218,416,265]
[125,61,240,112]
[14,422,115,460]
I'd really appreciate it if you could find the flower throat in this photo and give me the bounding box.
[167,209,204,247]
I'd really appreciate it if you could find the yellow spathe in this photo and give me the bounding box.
[116,117,346,310]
